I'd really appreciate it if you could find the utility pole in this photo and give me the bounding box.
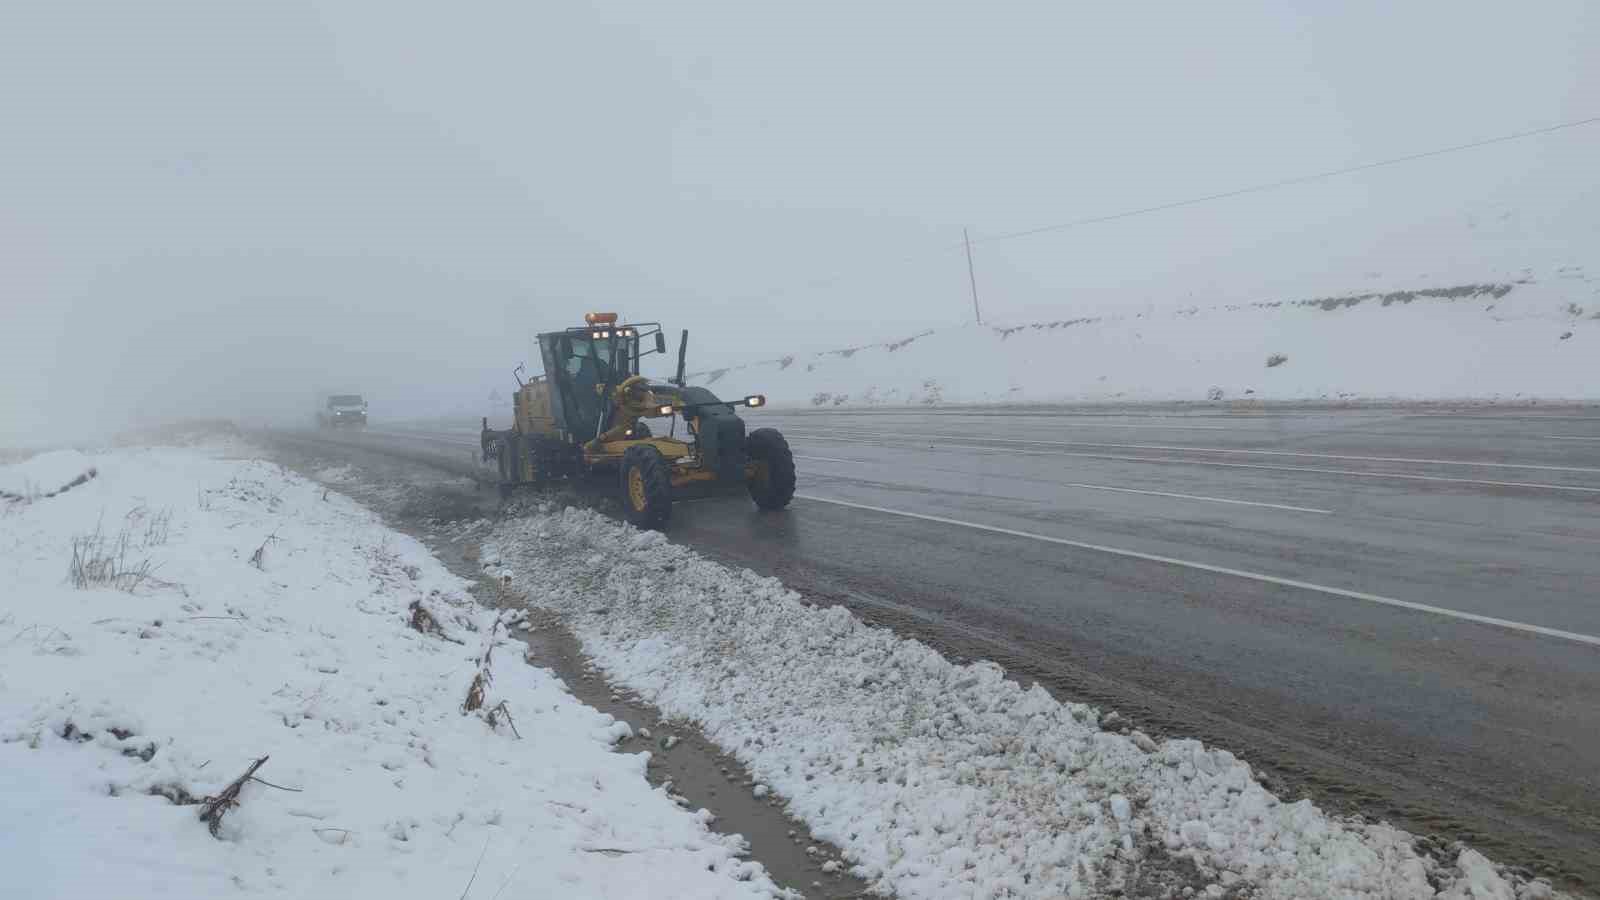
[963,226,982,325]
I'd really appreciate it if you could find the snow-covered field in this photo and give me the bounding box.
[0,445,784,899]
[695,270,1599,406]
[485,506,1563,900]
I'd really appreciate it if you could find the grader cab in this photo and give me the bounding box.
[481,313,796,529]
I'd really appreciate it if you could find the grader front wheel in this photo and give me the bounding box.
[495,434,520,500]
[620,445,673,529]
[746,427,797,510]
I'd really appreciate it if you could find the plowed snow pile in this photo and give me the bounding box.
[0,445,783,899]
[486,505,1564,900]
[0,448,97,499]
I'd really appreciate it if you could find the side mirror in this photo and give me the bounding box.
[654,331,667,354]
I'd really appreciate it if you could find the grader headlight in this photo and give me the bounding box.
[744,394,766,408]
[656,403,675,417]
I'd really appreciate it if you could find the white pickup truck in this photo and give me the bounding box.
[316,394,368,429]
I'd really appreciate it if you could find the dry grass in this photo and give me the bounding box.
[462,670,488,713]
[68,520,158,593]
[124,504,173,547]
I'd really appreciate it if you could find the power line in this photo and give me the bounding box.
[971,114,1600,246]
[741,113,1600,305]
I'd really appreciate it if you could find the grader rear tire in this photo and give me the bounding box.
[620,445,673,530]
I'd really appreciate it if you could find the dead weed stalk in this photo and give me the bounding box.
[68,519,158,593]
[248,531,279,570]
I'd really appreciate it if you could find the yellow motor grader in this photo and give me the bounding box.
[480,313,796,529]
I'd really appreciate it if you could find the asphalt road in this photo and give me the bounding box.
[279,404,1600,890]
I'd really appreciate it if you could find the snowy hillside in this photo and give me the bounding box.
[696,268,1599,406]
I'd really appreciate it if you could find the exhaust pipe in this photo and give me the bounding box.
[674,329,689,386]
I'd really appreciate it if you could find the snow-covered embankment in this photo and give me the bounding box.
[0,445,783,899]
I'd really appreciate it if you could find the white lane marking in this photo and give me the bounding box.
[792,428,1600,474]
[795,494,1600,647]
[1027,482,1329,514]
[794,454,1332,514]
[1420,414,1600,421]
[786,433,1600,495]
[1545,435,1600,441]
[771,418,1234,430]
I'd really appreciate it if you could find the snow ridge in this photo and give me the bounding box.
[487,506,1561,900]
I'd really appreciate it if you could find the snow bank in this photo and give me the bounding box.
[695,273,1599,406]
[0,449,97,499]
[0,446,784,899]
[486,507,1563,900]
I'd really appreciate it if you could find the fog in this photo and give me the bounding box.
[4,1,1598,445]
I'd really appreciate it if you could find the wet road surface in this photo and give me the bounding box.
[274,404,1600,891]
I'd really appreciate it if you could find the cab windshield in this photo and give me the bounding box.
[560,335,639,385]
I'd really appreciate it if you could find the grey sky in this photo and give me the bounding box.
[4,1,1597,443]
